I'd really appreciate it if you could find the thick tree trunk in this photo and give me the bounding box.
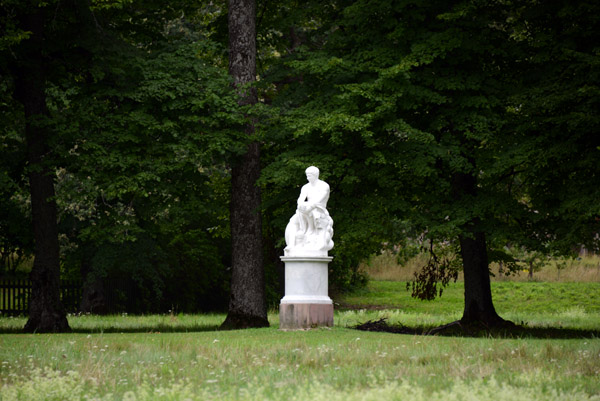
[221,0,269,329]
[452,172,505,327]
[12,9,70,333]
[459,231,504,326]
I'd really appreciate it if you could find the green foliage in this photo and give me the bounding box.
[165,230,229,312]
[0,1,243,310]
[259,0,503,291]
[258,0,600,299]
[90,235,170,312]
[0,67,31,277]
[505,0,600,254]
[48,16,239,310]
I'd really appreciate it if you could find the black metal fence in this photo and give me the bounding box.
[0,280,82,316]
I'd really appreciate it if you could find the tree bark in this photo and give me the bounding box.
[459,231,504,326]
[11,8,70,333]
[452,172,504,327]
[221,0,269,329]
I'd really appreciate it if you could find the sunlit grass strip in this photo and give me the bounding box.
[337,281,600,316]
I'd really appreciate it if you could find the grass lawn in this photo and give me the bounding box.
[1,281,599,400]
[336,281,600,330]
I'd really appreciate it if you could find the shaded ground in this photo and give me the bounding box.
[0,323,221,334]
[353,317,600,339]
[353,318,421,334]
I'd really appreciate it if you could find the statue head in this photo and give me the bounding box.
[305,166,319,180]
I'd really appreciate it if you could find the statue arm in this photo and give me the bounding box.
[297,185,309,211]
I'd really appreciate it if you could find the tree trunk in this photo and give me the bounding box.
[221,0,268,329]
[452,172,505,327]
[12,9,70,333]
[459,231,504,326]
[528,261,534,279]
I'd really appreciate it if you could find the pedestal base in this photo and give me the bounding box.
[279,303,333,330]
[279,255,334,330]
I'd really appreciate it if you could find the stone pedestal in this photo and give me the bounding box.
[279,256,333,329]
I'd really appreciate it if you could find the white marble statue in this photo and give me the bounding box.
[284,166,334,256]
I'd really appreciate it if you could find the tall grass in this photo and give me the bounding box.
[359,251,428,281]
[493,255,600,282]
[360,251,600,282]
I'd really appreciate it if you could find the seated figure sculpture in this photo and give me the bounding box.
[284,166,334,256]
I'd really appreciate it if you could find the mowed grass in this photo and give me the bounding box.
[1,280,599,400]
